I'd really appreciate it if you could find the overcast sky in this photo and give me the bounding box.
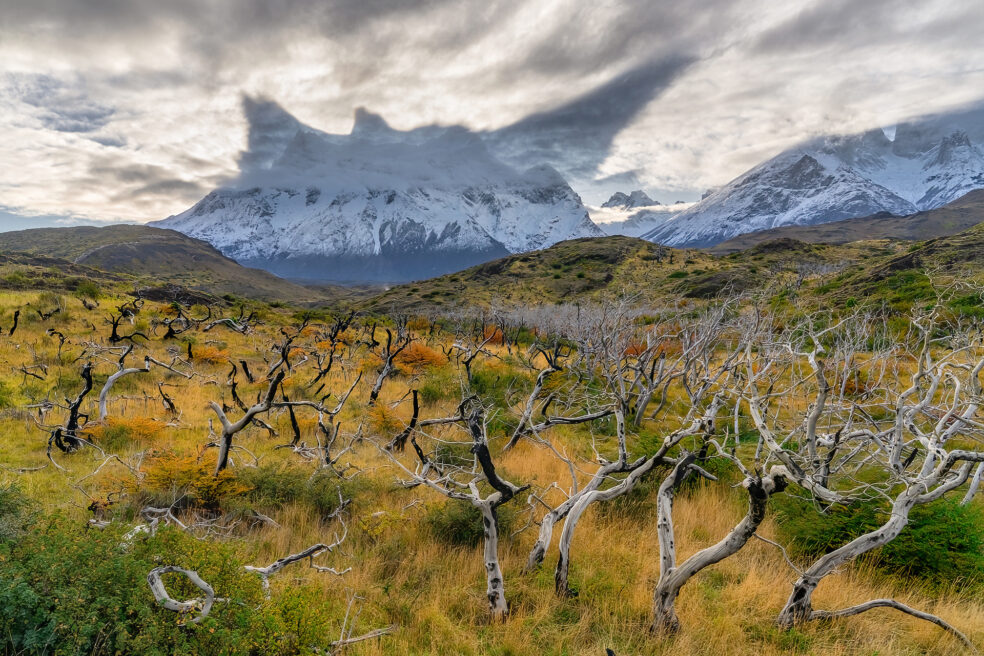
[2,0,983,224]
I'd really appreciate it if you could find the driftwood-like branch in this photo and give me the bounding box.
[810,600,977,653]
[147,566,217,625]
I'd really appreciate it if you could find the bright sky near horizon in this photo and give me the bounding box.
[2,0,984,225]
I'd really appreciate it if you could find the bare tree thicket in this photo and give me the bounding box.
[17,287,984,651]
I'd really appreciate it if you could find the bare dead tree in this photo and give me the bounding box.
[46,328,67,357]
[8,309,20,336]
[158,383,178,417]
[49,361,94,454]
[203,305,257,334]
[368,323,411,406]
[387,397,527,621]
[504,341,568,451]
[97,344,151,421]
[147,566,218,625]
[209,369,286,475]
[649,450,789,633]
[740,304,983,649]
[308,311,355,389]
[107,313,148,344]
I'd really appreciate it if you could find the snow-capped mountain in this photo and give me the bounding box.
[644,121,984,248]
[601,190,659,209]
[155,109,602,282]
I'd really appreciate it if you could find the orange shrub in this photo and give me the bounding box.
[367,404,403,436]
[395,342,445,375]
[359,353,383,375]
[86,416,164,449]
[482,326,505,345]
[193,345,229,364]
[407,316,432,331]
[142,452,249,510]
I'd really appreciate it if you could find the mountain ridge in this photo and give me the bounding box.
[643,115,984,247]
[155,107,604,282]
[710,188,984,253]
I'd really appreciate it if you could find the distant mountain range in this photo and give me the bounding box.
[643,113,984,247]
[155,109,603,283]
[150,99,984,277]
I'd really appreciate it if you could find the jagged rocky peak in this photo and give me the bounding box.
[601,190,659,209]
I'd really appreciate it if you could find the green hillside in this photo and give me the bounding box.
[0,225,321,303]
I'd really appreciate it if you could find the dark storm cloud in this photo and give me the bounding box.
[487,56,696,178]
[238,96,308,172]
[89,135,127,148]
[235,56,694,187]
[85,157,209,206]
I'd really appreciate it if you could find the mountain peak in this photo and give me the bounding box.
[601,189,659,209]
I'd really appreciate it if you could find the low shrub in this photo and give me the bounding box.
[0,483,37,543]
[0,520,348,655]
[773,495,984,588]
[394,342,445,375]
[424,499,516,547]
[236,464,366,521]
[192,345,229,365]
[86,416,164,451]
[418,370,458,405]
[141,453,249,511]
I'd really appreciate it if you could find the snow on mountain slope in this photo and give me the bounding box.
[155,110,602,282]
[645,120,984,248]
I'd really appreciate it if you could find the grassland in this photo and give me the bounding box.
[0,286,982,655]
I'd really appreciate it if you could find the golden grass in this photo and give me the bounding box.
[0,289,980,655]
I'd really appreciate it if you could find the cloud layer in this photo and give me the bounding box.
[1,0,983,222]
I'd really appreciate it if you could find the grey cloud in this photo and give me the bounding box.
[234,55,694,191]
[14,75,115,133]
[2,0,984,222]
[118,179,206,200]
[487,56,696,179]
[238,96,308,173]
[752,0,983,54]
[84,157,208,208]
[89,135,127,148]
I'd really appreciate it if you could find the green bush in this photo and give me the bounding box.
[72,279,101,300]
[0,520,348,655]
[773,495,984,588]
[425,500,516,547]
[419,370,458,405]
[0,380,16,409]
[0,483,37,543]
[237,464,366,521]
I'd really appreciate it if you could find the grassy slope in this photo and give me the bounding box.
[0,225,321,303]
[360,235,894,314]
[0,291,979,655]
[710,188,984,254]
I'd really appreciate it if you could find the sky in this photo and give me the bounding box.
[2,0,984,226]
